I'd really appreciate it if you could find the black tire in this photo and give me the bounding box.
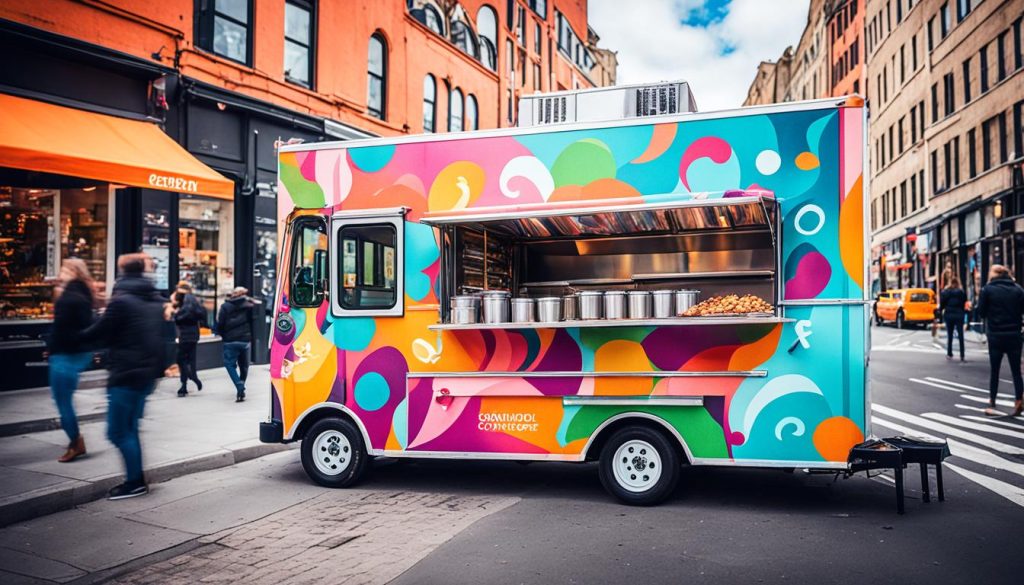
[896,310,905,329]
[300,417,369,488]
[598,425,680,506]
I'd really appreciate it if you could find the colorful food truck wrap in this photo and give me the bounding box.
[272,99,867,473]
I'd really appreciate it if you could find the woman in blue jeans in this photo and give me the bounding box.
[47,259,97,463]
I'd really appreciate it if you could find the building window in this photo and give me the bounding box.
[528,0,547,18]
[1015,101,1024,160]
[943,72,954,116]
[980,44,989,92]
[367,34,387,120]
[952,136,961,185]
[422,74,436,133]
[962,58,971,103]
[919,170,925,207]
[931,150,939,191]
[956,0,970,22]
[912,33,918,70]
[930,83,938,123]
[898,117,905,153]
[477,6,499,70]
[899,44,905,84]
[900,181,907,217]
[940,3,950,38]
[196,0,252,65]
[465,94,478,131]
[982,117,994,171]
[998,112,1008,163]
[284,0,315,88]
[451,20,480,59]
[918,100,925,133]
[449,87,463,132]
[911,105,918,143]
[1015,18,1023,71]
[943,142,952,190]
[997,31,1008,81]
[419,4,445,35]
[968,128,977,178]
[911,174,918,211]
[927,16,935,51]
[533,62,541,90]
[517,6,526,45]
[534,22,542,54]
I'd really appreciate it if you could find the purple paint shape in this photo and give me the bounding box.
[327,349,347,404]
[784,251,831,299]
[352,346,409,447]
[641,326,742,371]
[702,396,733,457]
[529,330,583,395]
[527,375,583,396]
[414,397,547,454]
[405,377,432,443]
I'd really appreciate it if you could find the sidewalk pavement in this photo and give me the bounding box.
[0,365,295,529]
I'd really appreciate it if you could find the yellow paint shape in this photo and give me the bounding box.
[428,161,485,211]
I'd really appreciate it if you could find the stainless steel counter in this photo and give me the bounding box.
[428,315,794,331]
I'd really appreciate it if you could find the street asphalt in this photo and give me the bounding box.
[0,324,1021,584]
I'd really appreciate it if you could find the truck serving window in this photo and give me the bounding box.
[339,224,398,310]
[290,216,328,307]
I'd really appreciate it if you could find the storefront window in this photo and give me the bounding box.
[0,186,110,320]
[141,190,171,292]
[178,195,234,334]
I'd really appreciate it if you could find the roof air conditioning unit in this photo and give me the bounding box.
[517,80,697,127]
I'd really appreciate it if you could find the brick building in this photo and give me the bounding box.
[829,0,866,97]
[866,0,1023,301]
[0,0,615,390]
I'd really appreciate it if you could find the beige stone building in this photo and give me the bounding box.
[743,51,796,106]
[788,0,832,101]
[866,0,1023,302]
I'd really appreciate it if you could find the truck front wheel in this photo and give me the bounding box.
[598,425,680,506]
[301,417,369,488]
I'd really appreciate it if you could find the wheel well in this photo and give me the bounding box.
[584,416,691,464]
[291,407,359,443]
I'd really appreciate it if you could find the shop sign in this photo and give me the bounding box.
[149,173,199,193]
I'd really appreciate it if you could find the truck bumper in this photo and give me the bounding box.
[259,420,284,443]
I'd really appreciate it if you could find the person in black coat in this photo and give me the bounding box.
[171,281,206,397]
[216,286,256,402]
[939,277,968,361]
[975,265,1024,416]
[47,258,97,463]
[79,253,166,500]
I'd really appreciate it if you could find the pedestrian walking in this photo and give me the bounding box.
[217,286,255,403]
[171,281,205,397]
[47,258,97,463]
[940,276,968,362]
[79,253,166,500]
[975,264,1024,416]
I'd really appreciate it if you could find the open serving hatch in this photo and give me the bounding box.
[421,192,782,327]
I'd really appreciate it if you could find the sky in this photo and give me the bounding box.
[588,0,812,111]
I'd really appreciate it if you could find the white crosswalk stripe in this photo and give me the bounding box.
[920,412,1024,440]
[944,463,1024,508]
[871,404,1024,455]
[959,415,1024,431]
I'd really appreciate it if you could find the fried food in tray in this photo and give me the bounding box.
[681,294,774,317]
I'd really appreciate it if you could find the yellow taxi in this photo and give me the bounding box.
[874,288,938,328]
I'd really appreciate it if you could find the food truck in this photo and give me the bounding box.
[260,89,869,505]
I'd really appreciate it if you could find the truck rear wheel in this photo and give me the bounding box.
[301,417,368,488]
[598,426,680,506]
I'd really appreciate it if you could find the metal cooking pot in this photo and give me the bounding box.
[562,295,579,321]
[511,298,536,323]
[675,289,700,315]
[481,291,511,323]
[604,291,626,320]
[578,291,603,320]
[452,307,478,324]
[651,290,675,318]
[536,297,562,322]
[627,291,651,319]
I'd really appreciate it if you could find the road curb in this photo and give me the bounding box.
[0,441,296,529]
[0,411,108,438]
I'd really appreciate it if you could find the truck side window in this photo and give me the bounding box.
[290,217,328,307]
[339,224,397,310]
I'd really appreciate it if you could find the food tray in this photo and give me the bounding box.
[678,311,775,318]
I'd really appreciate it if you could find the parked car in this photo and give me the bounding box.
[874,288,937,328]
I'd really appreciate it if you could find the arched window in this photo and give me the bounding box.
[450,20,479,59]
[465,94,478,130]
[423,74,436,133]
[477,6,498,70]
[423,4,444,35]
[448,87,463,132]
[367,34,386,120]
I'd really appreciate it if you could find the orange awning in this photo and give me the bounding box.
[0,93,234,199]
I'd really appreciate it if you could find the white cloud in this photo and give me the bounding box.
[588,0,811,111]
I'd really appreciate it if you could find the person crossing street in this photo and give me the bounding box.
[217,286,256,403]
[976,264,1024,417]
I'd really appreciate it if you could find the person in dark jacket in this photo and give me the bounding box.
[975,264,1024,416]
[80,253,166,500]
[171,281,205,397]
[217,286,255,402]
[939,276,968,361]
[47,258,97,463]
